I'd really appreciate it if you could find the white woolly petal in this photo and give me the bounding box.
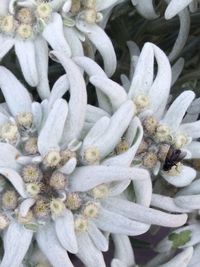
[15,40,39,87]
[0,35,14,60]
[112,234,135,266]
[128,42,154,99]
[43,13,71,56]
[133,0,159,19]
[168,9,190,61]
[189,243,200,266]
[111,259,126,267]
[177,179,200,196]
[0,143,20,170]
[76,20,116,77]
[120,74,131,92]
[148,44,172,118]
[36,224,73,267]
[175,195,200,210]
[186,141,200,158]
[0,0,9,16]
[69,166,148,192]
[162,165,196,187]
[32,102,42,131]
[38,99,68,155]
[90,76,127,111]
[76,232,106,267]
[162,91,195,132]
[94,207,149,235]
[54,210,78,254]
[179,121,200,139]
[59,157,77,175]
[34,37,50,99]
[50,51,87,144]
[165,0,193,19]
[86,101,134,159]
[19,198,35,217]
[88,221,108,252]
[73,56,111,113]
[103,197,188,228]
[85,105,110,123]
[48,74,69,109]
[108,180,131,197]
[126,40,140,80]
[64,27,84,57]
[0,167,27,197]
[151,194,190,213]
[171,58,185,86]
[1,221,33,267]
[0,67,32,116]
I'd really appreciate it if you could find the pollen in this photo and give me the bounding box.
[91,184,109,199]
[26,183,41,197]
[16,112,33,129]
[82,201,99,218]
[174,133,188,149]
[155,124,171,142]
[74,215,88,233]
[50,198,65,216]
[50,172,67,190]
[84,147,100,165]
[43,151,61,168]
[0,15,15,33]
[2,190,18,210]
[21,164,42,183]
[70,0,81,14]
[33,199,50,219]
[36,3,52,20]
[17,24,33,39]
[23,137,38,155]
[65,192,82,210]
[0,213,9,230]
[83,0,96,9]
[134,95,150,111]
[0,122,19,143]
[84,9,97,24]
[143,116,158,135]
[17,8,33,24]
[115,139,129,154]
[143,151,158,169]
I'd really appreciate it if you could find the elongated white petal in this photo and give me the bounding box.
[88,221,108,252]
[76,20,116,77]
[103,197,188,228]
[175,195,200,210]
[15,40,38,87]
[69,166,148,192]
[156,224,200,252]
[38,99,68,155]
[34,37,50,99]
[128,42,154,99]
[19,198,35,217]
[1,221,33,267]
[168,9,190,61]
[171,58,184,86]
[162,91,195,132]
[94,207,149,235]
[189,243,200,266]
[133,0,159,19]
[186,141,200,158]
[54,210,78,254]
[32,102,42,131]
[59,157,77,175]
[149,44,171,118]
[0,167,27,197]
[120,74,130,92]
[127,41,140,80]
[0,36,14,60]
[0,0,9,16]
[36,224,73,267]
[151,194,190,213]
[96,0,119,11]
[48,74,69,109]
[111,259,126,267]
[50,51,87,144]
[179,121,200,139]
[86,101,134,159]
[108,180,131,197]
[64,27,84,57]
[90,76,127,111]
[43,13,71,56]
[112,234,135,266]
[0,143,20,170]
[76,232,106,267]
[165,0,193,19]
[177,179,200,196]
[162,166,196,187]
[0,67,32,116]
[73,56,111,113]
[85,105,110,123]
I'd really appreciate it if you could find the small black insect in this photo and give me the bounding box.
[162,146,187,171]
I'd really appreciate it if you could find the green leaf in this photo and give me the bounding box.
[168,230,191,249]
